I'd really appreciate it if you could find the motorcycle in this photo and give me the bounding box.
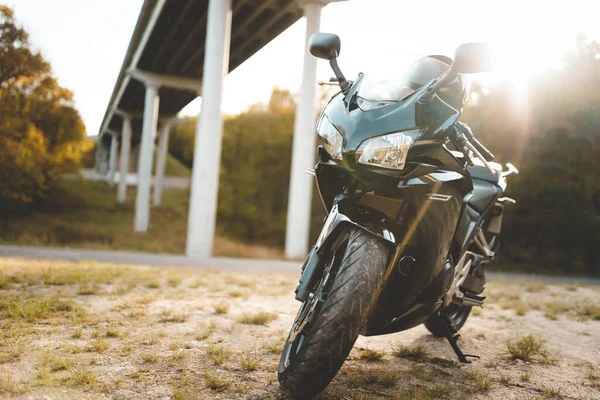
[278,33,520,399]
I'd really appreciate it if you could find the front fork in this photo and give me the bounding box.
[294,196,396,302]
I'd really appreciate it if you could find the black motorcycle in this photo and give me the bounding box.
[278,33,519,399]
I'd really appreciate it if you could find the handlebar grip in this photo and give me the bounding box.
[456,123,494,162]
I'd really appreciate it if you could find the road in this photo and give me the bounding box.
[1,244,598,284]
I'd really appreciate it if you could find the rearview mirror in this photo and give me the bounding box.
[451,43,493,74]
[309,33,341,60]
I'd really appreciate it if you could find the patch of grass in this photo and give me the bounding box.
[168,350,186,366]
[206,343,231,365]
[240,349,259,371]
[506,335,550,362]
[540,386,561,398]
[204,371,230,391]
[514,302,529,316]
[359,348,386,362]
[463,369,494,392]
[0,341,24,363]
[105,328,122,338]
[421,384,452,399]
[167,277,182,288]
[77,283,100,295]
[213,301,229,315]
[67,368,97,387]
[544,310,558,320]
[576,305,600,321]
[120,343,135,356]
[196,323,216,341]
[237,311,278,325]
[145,281,160,289]
[266,341,284,354]
[7,297,84,322]
[40,353,73,372]
[72,328,83,339]
[359,367,399,388]
[87,338,109,353]
[36,366,54,386]
[141,353,159,363]
[392,344,428,360]
[471,307,483,316]
[228,290,243,298]
[521,371,532,381]
[160,310,188,323]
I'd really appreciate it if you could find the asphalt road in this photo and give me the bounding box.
[1,244,598,284]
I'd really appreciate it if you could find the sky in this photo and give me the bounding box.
[8,0,600,136]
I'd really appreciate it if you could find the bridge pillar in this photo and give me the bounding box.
[153,119,173,206]
[107,134,118,186]
[135,83,160,232]
[186,0,232,258]
[117,115,132,204]
[284,1,323,259]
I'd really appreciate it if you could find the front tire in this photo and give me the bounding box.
[278,228,389,399]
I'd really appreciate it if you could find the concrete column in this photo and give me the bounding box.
[153,120,172,206]
[108,134,118,185]
[186,0,232,258]
[117,115,132,204]
[284,2,323,259]
[134,83,160,232]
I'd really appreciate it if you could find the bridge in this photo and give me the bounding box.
[96,0,344,260]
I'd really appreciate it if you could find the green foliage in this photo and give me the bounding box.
[169,88,326,247]
[0,6,86,226]
[462,40,600,276]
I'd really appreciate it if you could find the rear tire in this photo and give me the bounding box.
[278,228,389,399]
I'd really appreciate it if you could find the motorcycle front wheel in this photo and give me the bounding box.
[278,227,389,399]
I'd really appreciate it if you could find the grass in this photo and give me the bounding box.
[206,343,231,365]
[67,368,97,387]
[391,344,428,360]
[40,353,73,372]
[87,338,109,353]
[204,371,230,391]
[463,369,495,392]
[142,353,159,363]
[159,310,188,323]
[240,349,259,371]
[237,311,278,325]
[350,367,399,388]
[0,341,24,363]
[0,179,283,258]
[359,348,386,362]
[506,335,550,362]
[576,305,600,321]
[6,297,84,322]
[521,371,532,381]
[213,301,230,315]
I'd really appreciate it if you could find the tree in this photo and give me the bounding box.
[0,6,87,226]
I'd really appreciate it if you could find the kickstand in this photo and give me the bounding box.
[440,313,480,364]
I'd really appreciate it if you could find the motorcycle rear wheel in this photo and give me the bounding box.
[278,227,389,399]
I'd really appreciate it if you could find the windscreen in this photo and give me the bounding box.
[357,56,451,105]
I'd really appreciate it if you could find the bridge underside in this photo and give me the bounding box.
[97,0,344,260]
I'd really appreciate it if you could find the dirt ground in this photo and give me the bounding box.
[0,257,599,400]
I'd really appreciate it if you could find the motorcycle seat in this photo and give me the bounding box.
[467,159,503,184]
[469,179,502,213]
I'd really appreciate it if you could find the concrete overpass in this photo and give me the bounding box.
[96,0,343,259]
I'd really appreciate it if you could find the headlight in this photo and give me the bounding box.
[355,128,425,170]
[317,116,343,160]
